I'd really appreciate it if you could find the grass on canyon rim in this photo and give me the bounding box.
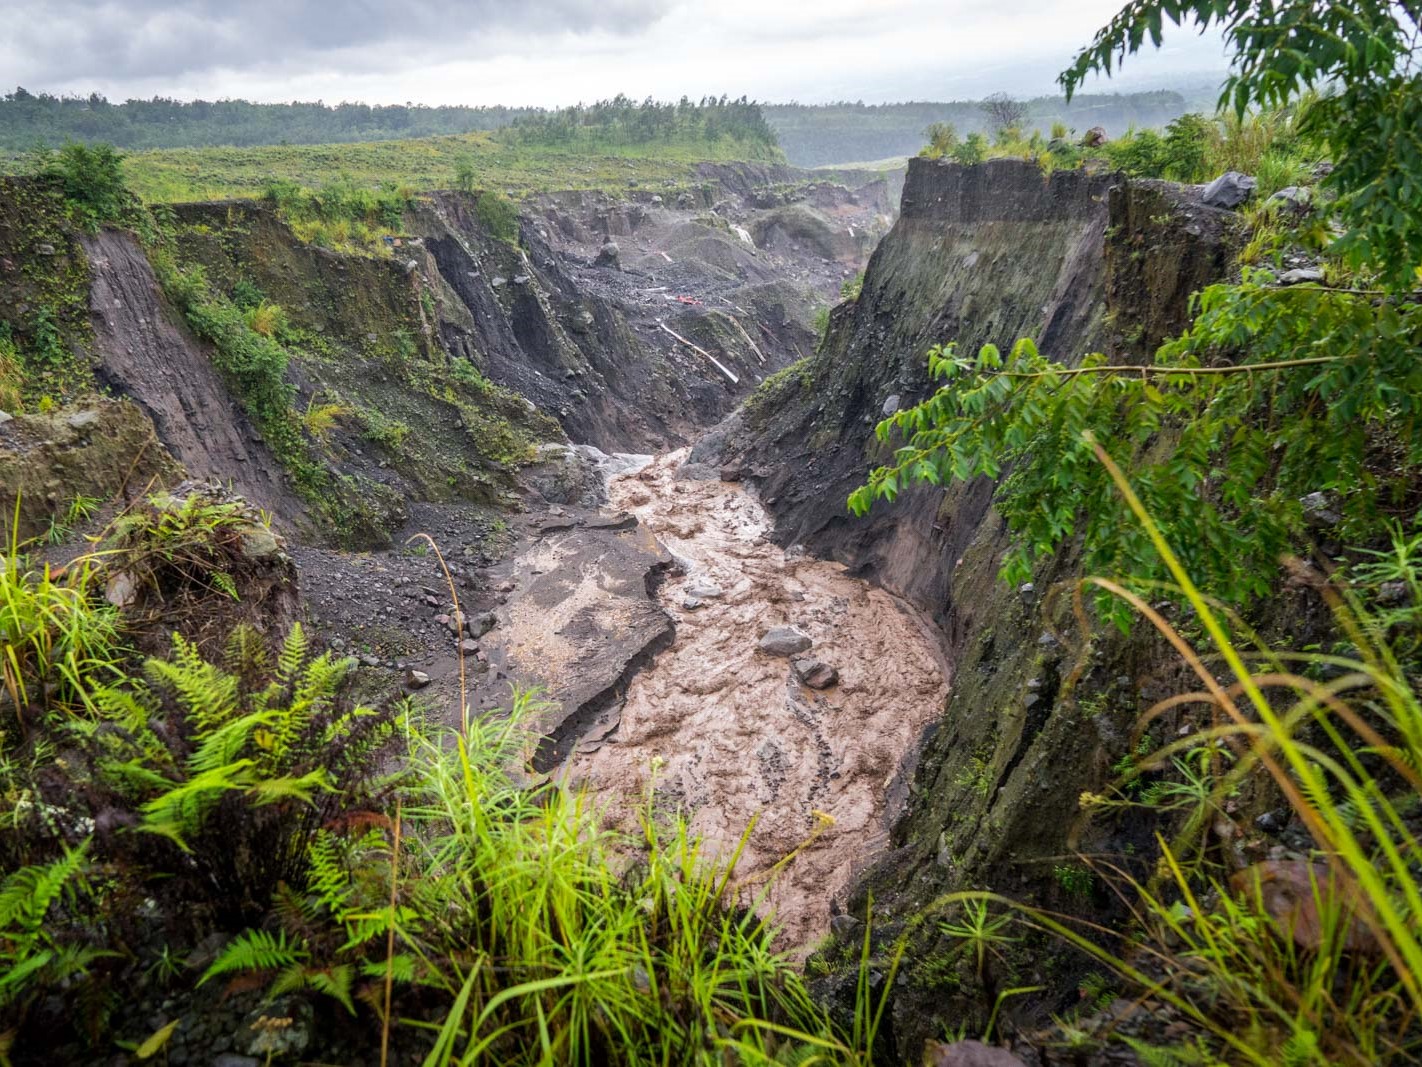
[101,130,781,204]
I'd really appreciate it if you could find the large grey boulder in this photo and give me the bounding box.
[759,625,812,657]
[1201,171,1257,210]
[593,240,621,270]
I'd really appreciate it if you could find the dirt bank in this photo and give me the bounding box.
[567,450,948,948]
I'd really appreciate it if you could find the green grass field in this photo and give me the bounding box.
[114,130,784,202]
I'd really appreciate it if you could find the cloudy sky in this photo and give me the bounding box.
[3,0,1229,106]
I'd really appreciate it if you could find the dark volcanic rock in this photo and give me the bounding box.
[759,625,812,656]
[792,655,838,689]
[1201,170,1257,209]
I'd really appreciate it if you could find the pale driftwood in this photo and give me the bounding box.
[720,313,766,365]
[658,322,739,385]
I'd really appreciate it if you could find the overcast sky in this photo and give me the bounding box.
[2,0,1229,106]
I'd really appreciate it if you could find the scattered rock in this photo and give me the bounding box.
[1255,810,1287,835]
[490,275,508,289]
[1300,490,1341,526]
[406,669,431,689]
[1279,267,1324,286]
[66,409,101,431]
[1379,580,1409,606]
[212,1056,260,1067]
[459,638,479,655]
[684,578,723,599]
[513,274,530,285]
[924,1041,1027,1067]
[359,654,379,667]
[468,611,497,638]
[238,525,283,559]
[829,913,862,939]
[35,242,56,255]
[1231,859,1378,954]
[0,410,12,426]
[792,656,838,689]
[673,462,719,482]
[1268,185,1311,208]
[682,596,704,610]
[104,571,139,609]
[1201,171,1257,210]
[1081,126,1108,147]
[718,465,743,482]
[594,240,621,270]
[759,625,812,657]
[881,394,900,416]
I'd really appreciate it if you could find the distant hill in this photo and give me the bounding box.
[763,93,1196,167]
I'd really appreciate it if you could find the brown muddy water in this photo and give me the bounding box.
[566,449,949,949]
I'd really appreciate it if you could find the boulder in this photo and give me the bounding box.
[881,394,901,417]
[1279,267,1324,286]
[1268,185,1311,208]
[684,578,724,599]
[594,240,621,270]
[759,625,812,657]
[1081,126,1108,147]
[405,669,431,689]
[1201,171,1257,209]
[468,611,498,638]
[792,656,838,689]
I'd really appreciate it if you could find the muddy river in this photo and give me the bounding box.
[564,449,949,948]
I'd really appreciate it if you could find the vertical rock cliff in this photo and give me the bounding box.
[703,157,1240,1053]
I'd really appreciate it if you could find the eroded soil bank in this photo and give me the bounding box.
[567,450,949,948]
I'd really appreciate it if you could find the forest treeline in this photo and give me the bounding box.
[2,85,1197,165]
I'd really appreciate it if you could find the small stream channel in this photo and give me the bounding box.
[565,449,950,949]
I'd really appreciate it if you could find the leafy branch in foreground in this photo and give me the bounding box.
[849,273,1422,627]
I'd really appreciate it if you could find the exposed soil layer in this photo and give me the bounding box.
[567,450,949,948]
[82,230,308,528]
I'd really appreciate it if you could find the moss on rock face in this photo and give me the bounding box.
[0,399,182,540]
[148,198,557,546]
[0,177,100,407]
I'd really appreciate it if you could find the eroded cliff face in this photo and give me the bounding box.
[0,162,887,549]
[701,158,1240,1054]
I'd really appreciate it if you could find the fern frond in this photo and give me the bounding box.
[199,928,307,985]
[246,768,332,807]
[186,709,279,776]
[139,762,254,847]
[307,832,353,918]
[305,964,356,1014]
[276,623,309,693]
[0,840,88,936]
[224,623,268,678]
[145,637,241,736]
[360,954,416,983]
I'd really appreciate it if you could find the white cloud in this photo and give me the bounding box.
[0,0,1228,105]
